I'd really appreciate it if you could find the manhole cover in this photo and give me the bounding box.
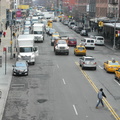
[37,99,47,103]
[11,84,25,88]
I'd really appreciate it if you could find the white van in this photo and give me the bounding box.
[81,38,95,49]
[94,36,104,45]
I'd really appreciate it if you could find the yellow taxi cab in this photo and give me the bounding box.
[115,68,120,82]
[74,45,86,56]
[104,59,120,72]
[52,32,60,37]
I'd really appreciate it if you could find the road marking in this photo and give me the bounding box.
[73,105,78,115]
[57,64,59,68]
[62,78,66,85]
[114,79,120,86]
[99,65,103,69]
[75,61,120,120]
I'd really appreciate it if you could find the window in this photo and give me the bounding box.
[20,47,33,52]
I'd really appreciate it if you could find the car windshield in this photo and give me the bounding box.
[20,47,33,52]
[16,62,26,67]
[109,62,119,65]
[58,40,66,44]
[85,58,94,61]
[78,47,84,50]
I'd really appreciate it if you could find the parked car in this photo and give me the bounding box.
[92,36,105,45]
[68,21,76,29]
[104,60,120,73]
[68,37,77,46]
[80,30,88,36]
[12,60,29,76]
[74,45,86,56]
[74,27,83,33]
[80,38,95,49]
[79,56,97,70]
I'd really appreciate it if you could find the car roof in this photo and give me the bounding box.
[84,38,95,40]
[95,36,104,38]
[84,56,94,58]
[69,37,76,39]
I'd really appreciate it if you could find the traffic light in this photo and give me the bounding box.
[98,21,104,27]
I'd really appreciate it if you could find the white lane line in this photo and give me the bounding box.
[73,105,78,115]
[57,64,59,68]
[99,65,103,69]
[114,79,120,86]
[62,78,66,84]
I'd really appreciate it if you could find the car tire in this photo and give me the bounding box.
[32,62,35,65]
[55,52,57,55]
[94,67,96,70]
[67,52,69,55]
[115,74,117,80]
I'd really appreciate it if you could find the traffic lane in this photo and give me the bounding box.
[53,22,120,117]
[68,45,120,116]
[77,49,120,115]
[54,54,114,120]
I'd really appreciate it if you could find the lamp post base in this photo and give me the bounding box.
[113,44,116,49]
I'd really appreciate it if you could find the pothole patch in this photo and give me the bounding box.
[37,99,47,103]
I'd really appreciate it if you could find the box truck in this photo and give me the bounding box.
[17,34,38,65]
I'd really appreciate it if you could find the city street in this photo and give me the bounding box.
[2,22,120,120]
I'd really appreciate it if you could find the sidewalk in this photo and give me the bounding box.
[0,27,15,120]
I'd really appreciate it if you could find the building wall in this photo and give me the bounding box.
[96,0,108,17]
[0,0,10,30]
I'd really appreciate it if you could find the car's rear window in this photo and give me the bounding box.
[85,58,94,61]
[109,62,119,65]
[69,39,76,41]
[97,38,104,40]
[87,40,94,43]
[78,47,84,50]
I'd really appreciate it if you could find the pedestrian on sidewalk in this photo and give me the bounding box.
[0,38,1,45]
[96,88,106,109]
[3,31,6,37]
[12,32,16,39]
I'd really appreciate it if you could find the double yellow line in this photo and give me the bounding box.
[75,62,120,120]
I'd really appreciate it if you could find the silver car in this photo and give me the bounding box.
[79,56,97,70]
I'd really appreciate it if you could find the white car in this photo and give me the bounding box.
[94,36,104,45]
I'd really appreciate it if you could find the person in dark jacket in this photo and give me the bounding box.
[96,88,106,109]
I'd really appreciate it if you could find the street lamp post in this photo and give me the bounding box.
[110,1,118,49]
[10,21,13,59]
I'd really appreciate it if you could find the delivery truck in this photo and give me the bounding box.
[31,23,45,42]
[16,34,38,65]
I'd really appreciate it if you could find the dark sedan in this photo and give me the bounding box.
[12,60,29,76]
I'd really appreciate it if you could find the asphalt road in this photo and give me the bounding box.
[2,22,120,120]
